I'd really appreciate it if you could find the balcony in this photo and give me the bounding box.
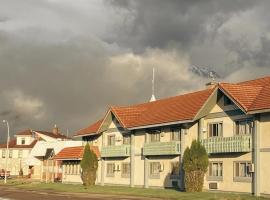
[101,145,130,157]
[201,135,252,154]
[143,141,181,156]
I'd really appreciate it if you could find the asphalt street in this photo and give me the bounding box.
[0,186,160,200]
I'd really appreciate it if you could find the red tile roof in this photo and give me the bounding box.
[111,88,215,128]
[34,131,70,140]
[75,75,270,137]
[219,76,270,112]
[74,119,103,137]
[0,139,37,149]
[54,146,100,160]
[16,129,33,136]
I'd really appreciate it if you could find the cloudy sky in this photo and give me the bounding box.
[1,0,270,141]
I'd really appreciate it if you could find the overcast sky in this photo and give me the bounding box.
[1,0,270,142]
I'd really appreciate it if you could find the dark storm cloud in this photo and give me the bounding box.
[106,0,258,52]
[1,0,270,142]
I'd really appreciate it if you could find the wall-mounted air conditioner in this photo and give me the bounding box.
[209,182,219,190]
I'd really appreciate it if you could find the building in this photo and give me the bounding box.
[54,146,100,184]
[0,129,37,176]
[71,76,269,196]
[25,126,80,181]
[0,125,71,178]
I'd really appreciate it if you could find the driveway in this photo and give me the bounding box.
[0,186,161,200]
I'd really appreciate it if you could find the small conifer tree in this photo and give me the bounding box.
[80,143,98,187]
[183,140,208,192]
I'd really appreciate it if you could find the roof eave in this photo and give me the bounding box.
[127,119,194,130]
[73,132,99,138]
[247,108,270,115]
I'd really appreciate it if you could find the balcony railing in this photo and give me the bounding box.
[143,141,181,156]
[201,135,252,154]
[101,145,130,157]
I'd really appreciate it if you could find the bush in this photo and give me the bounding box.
[80,143,98,187]
[183,140,209,192]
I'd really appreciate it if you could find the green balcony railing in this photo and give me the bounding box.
[143,141,181,156]
[201,135,252,154]
[101,145,130,157]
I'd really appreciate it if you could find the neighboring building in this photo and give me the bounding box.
[72,76,270,196]
[54,146,100,184]
[0,129,37,176]
[25,127,80,181]
[0,125,71,178]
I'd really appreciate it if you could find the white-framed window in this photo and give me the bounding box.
[2,150,6,158]
[171,128,181,141]
[106,163,115,177]
[123,135,131,145]
[235,119,253,135]
[170,161,180,178]
[18,150,23,158]
[234,161,252,178]
[149,162,161,179]
[149,130,160,142]
[9,150,12,158]
[208,122,223,137]
[121,163,130,178]
[209,162,223,178]
[108,135,115,146]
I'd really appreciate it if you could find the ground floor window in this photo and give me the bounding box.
[208,162,223,181]
[234,161,252,182]
[2,150,6,158]
[149,162,161,179]
[106,163,115,177]
[170,161,180,178]
[121,163,130,178]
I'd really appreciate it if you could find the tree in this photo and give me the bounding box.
[80,143,98,187]
[183,140,209,192]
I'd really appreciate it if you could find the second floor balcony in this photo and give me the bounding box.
[101,145,130,158]
[143,141,181,156]
[201,135,252,154]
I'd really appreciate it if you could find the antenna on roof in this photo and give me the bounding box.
[66,128,69,137]
[150,67,156,102]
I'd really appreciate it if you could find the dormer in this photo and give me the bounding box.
[15,129,35,145]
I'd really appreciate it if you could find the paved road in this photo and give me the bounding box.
[0,186,160,200]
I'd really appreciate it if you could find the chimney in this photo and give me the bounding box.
[205,81,217,89]
[52,124,59,135]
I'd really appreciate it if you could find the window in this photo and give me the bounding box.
[149,162,161,178]
[106,163,115,177]
[108,135,115,146]
[208,122,223,137]
[170,162,180,178]
[235,119,253,135]
[123,135,131,145]
[171,128,181,141]
[121,163,130,178]
[209,162,223,180]
[224,96,233,106]
[21,138,25,145]
[149,130,160,142]
[2,150,6,158]
[234,162,252,180]
[9,150,12,158]
[18,150,23,158]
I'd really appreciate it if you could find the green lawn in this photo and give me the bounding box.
[0,180,268,200]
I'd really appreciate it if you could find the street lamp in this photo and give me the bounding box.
[2,120,10,184]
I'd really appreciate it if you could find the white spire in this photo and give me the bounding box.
[150,67,156,102]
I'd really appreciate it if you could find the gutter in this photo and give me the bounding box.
[127,119,194,130]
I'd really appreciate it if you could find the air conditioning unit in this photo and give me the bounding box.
[247,163,255,173]
[209,182,219,190]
